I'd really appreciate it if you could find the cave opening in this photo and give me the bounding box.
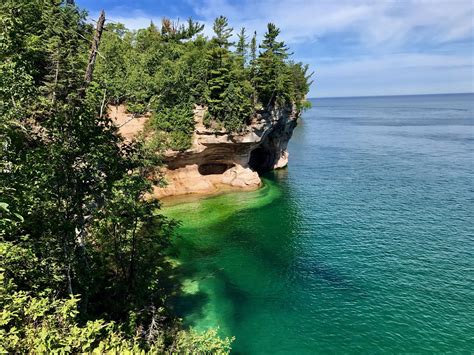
[249,147,273,174]
[198,163,233,175]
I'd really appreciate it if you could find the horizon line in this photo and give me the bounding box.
[310,92,474,100]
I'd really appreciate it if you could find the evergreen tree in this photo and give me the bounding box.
[250,31,257,64]
[236,27,248,66]
[259,22,290,58]
[207,17,234,121]
[184,17,205,39]
[256,23,292,107]
[160,17,204,42]
[93,23,130,105]
[288,61,314,109]
[212,15,234,49]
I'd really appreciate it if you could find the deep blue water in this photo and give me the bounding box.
[167,93,474,353]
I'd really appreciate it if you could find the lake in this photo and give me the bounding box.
[164,93,474,353]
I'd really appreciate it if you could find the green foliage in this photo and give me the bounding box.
[235,27,248,66]
[256,23,293,107]
[95,16,311,142]
[0,1,233,353]
[160,17,204,42]
[212,16,234,49]
[93,23,131,105]
[259,23,290,58]
[148,104,195,151]
[173,328,235,354]
[1,3,309,351]
[1,292,126,353]
[210,82,253,132]
[0,291,233,354]
[127,102,147,115]
[288,61,314,110]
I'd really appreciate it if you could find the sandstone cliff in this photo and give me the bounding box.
[110,104,300,198]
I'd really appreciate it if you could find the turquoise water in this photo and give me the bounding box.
[164,94,474,353]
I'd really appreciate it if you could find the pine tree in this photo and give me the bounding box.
[207,60,230,116]
[250,31,257,64]
[212,16,234,49]
[207,17,234,119]
[184,17,205,39]
[256,23,292,107]
[259,23,290,58]
[160,17,204,41]
[235,27,247,66]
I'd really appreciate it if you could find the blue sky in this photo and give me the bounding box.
[77,0,474,97]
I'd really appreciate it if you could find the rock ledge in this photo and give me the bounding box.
[110,104,300,198]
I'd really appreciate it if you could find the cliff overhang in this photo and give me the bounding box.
[153,104,299,198]
[110,104,300,198]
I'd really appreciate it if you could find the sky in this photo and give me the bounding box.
[76,0,474,98]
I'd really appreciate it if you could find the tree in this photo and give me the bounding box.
[249,31,258,107]
[212,15,234,49]
[259,22,290,58]
[94,23,131,105]
[220,82,253,131]
[288,61,314,109]
[256,23,292,107]
[207,17,234,120]
[184,17,205,39]
[235,27,247,66]
[160,17,204,42]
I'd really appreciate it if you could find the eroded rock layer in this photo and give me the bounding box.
[110,104,300,198]
[153,105,299,198]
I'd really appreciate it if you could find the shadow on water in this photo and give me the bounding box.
[266,170,359,289]
[294,257,357,290]
[170,286,210,324]
[160,167,368,354]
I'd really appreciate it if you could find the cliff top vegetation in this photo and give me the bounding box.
[95,16,312,150]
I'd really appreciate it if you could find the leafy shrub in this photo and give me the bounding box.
[0,292,133,353]
[0,292,233,354]
[126,101,147,115]
[173,328,234,354]
[148,104,195,151]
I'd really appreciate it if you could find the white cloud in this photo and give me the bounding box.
[103,0,474,47]
[187,0,474,47]
[102,10,162,30]
[309,52,474,97]
[97,0,474,97]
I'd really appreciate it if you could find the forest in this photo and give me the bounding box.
[95,13,311,150]
[0,0,311,352]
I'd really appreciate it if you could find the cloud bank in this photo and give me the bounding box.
[91,0,474,97]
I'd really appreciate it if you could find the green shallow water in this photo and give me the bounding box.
[163,94,474,353]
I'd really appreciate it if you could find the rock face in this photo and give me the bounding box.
[108,105,150,141]
[153,104,300,198]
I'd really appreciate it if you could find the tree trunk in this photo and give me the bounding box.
[51,53,59,105]
[83,10,105,87]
